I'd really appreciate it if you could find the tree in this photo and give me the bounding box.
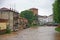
[53,0,60,32]
[53,0,60,25]
[20,10,35,26]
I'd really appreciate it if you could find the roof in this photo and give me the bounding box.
[38,15,47,18]
[49,14,53,16]
[0,7,19,14]
[29,8,38,10]
[0,7,10,11]
[0,19,8,22]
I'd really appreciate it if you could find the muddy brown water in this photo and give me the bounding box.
[0,26,60,40]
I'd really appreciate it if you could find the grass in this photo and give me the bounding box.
[55,27,60,32]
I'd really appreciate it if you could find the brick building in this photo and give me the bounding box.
[29,8,38,15]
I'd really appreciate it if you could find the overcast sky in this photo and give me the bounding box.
[0,0,54,16]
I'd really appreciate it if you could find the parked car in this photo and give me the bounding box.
[53,23,58,26]
[46,22,58,26]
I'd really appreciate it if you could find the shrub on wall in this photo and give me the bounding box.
[6,27,11,34]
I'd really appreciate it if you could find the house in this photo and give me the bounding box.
[0,7,19,31]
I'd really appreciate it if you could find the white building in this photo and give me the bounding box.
[47,14,53,23]
[38,15,47,25]
[38,14,53,25]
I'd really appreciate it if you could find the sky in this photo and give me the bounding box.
[0,0,54,16]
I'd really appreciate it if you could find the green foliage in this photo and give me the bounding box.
[53,0,60,32]
[20,10,36,26]
[32,24,38,26]
[27,23,31,28]
[55,27,60,32]
[6,27,11,34]
[53,0,60,23]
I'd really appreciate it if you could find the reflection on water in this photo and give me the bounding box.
[0,26,60,40]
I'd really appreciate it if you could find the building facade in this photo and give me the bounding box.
[29,8,38,15]
[0,19,8,34]
[47,14,53,23]
[0,19,8,30]
[0,7,19,31]
[46,14,54,25]
[38,15,47,25]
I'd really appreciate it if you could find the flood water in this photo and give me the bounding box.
[0,26,60,40]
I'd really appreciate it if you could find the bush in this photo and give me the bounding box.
[32,24,37,26]
[55,27,60,32]
[27,24,31,28]
[6,27,11,34]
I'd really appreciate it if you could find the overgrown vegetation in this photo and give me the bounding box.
[20,10,37,27]
[6,27,11,34]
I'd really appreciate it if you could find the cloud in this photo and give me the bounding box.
[0,0,54,16]
[38,8,53,16]
[0,0,4,6]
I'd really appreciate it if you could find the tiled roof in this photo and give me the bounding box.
[38,15,47,18]
[29,8,38,10]
[0,7,19,14]
[0,7,10,10]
